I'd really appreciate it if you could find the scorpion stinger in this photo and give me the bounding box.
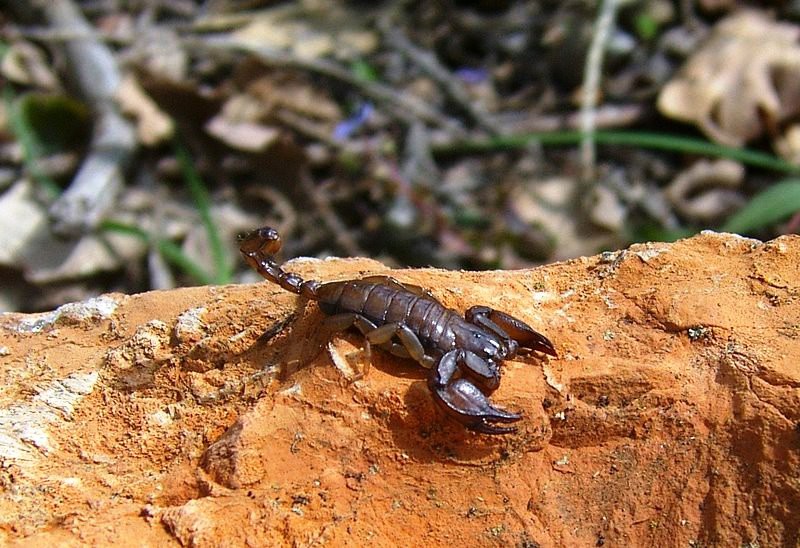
[239,227,320,299]
[240,226,557,435]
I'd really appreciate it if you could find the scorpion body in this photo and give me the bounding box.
[240,226,556,434]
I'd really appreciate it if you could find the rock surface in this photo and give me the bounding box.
[0,232,798,547]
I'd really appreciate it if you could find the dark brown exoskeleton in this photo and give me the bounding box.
[240,226,556,434]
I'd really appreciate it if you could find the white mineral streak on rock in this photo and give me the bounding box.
[0,371,98,462]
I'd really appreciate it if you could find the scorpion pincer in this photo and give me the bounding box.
[240,226,556,434]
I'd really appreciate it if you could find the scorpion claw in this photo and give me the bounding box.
[466,306,557,357]
[430,377,521,434]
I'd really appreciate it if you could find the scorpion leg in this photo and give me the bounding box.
[382,343,411,359]
[428,350,521,434]
[322,313,378,336]
[465,306,557,357]
[365,323,436,368]
[323,315,417,374]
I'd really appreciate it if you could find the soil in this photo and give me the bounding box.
[0,231,798,547]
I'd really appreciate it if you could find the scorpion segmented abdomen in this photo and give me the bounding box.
[407,298,454,351]
[383,290,418,325]
[338,281,374,315]
[360,284,396,323]
[403,297,436,338]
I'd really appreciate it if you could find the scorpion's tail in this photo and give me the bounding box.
[239,226,320,299]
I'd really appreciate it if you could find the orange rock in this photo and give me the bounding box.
[0,232,798,546]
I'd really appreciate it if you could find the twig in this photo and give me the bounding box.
[273,108,340,148]
[244,185,298,238]
[299,170,365,258]
[430,130,800,175]
[579,0,620,184]
[192,35,465,136]
[379,18,502,135]
[42,0,137,236]
[497,103,642,134]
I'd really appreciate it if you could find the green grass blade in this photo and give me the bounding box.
[434,130,800,175]
[155,239,215,285]
[721,179,800,234]
[2,86,62,198]
[100,219,213,285]
[595,131,799,174]
[173,140,232,284]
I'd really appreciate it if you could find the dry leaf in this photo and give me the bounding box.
[1,41,60,90]
[0,180,145,283]
[508,177,618,260]
[230,2,376,61]
[205,116,280,152]
[127,27,188,82]
[232,16,295,51]
[116,75,174,145]
[0,179,47,267]
[204,93,279,152]
[775,124,800,164]
[664,159,744,222]
[658,11,800,148]
[249,78,341,121]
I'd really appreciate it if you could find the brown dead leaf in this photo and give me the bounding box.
[658,11,800,148]
[665,159,744,222]
[230,4,376,61]
[508,177,618,261]
[205,116,280,152]
[204,93,280,152]
[1,41,60,90]
[248,77,341,121]
[775,124,800,164]
[116,75,174,145]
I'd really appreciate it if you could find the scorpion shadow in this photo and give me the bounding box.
[391,381,519,463]
[236,306,545,464]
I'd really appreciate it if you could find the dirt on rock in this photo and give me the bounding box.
[0,231,798,547]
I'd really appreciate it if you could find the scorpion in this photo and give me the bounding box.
[240,226,556,434]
